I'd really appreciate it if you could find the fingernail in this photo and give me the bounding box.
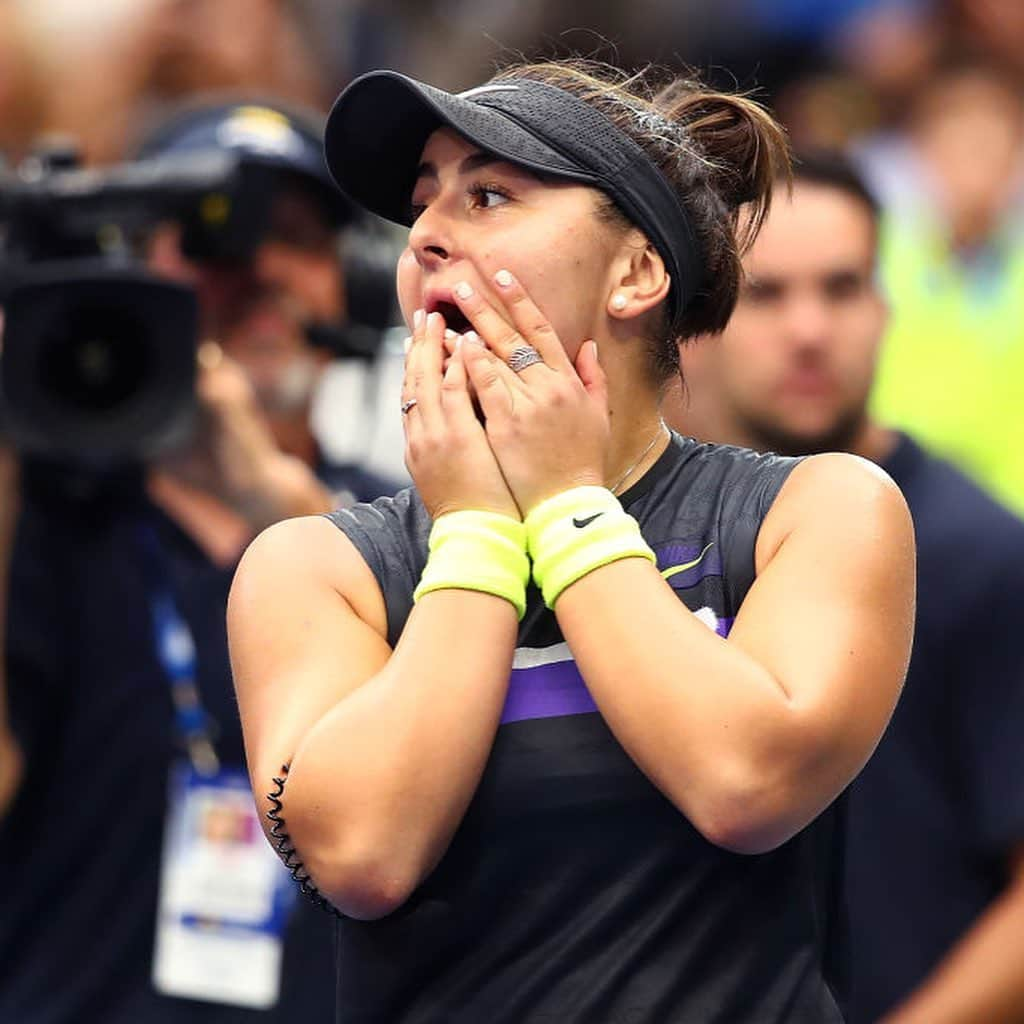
[414,308,425,328]
[454,281,474,300]
[444,328,457,339]
[403,335,412,354]
[455,334,464,350]
[463,330,481,345]
[494,269,513,288]
[429,311,445,331]
[591,340,599,360]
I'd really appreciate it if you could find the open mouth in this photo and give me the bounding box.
[429,300,473,334]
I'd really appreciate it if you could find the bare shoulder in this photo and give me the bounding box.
[756,452,914,573]
[231,515,388,639]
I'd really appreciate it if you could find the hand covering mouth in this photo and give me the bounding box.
[427,299,473,334]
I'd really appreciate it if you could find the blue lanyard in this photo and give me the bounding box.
[138,522,221,777]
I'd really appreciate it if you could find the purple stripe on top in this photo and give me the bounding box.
[654,540,722,590]
[499,605,735,726]
[501,657,597,725]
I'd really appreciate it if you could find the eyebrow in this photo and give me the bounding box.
[414,151,501,181]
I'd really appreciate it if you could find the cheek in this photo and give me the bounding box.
[396,248,421,327]
[489,229,603,346]
[720,318,779,387]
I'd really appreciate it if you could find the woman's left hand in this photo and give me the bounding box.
[453,270,610,516]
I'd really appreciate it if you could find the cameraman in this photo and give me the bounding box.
[0,102,399,1023]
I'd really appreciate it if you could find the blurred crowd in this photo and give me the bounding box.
[1,1,1023,1022]
[3,0,1023,506]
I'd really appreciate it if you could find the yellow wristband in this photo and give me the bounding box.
[526,486,656,609]
[413,510,530,619]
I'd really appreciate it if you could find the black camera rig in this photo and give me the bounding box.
[0,144,397,468]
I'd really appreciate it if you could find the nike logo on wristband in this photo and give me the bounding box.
[572,512,604,529]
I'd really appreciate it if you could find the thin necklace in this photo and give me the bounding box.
[609,419,669,496]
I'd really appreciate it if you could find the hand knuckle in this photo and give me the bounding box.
[422,429,445,453]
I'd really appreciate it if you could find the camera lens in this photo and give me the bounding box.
[2,266,198,462]
[39,305,151,413]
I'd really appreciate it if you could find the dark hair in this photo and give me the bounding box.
[790,148,880,225]
[490,60,791,380]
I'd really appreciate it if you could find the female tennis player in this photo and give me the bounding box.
[228,60,914,1022]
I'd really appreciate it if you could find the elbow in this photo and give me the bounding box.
[684,712,849,855]
[683,762,812,856]
[694,808,793,856]
[300,840,420,920]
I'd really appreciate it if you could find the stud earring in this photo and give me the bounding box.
[611,293,628,311]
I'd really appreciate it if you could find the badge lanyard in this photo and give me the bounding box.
[140,519,296,1009]
[137,522,220,777]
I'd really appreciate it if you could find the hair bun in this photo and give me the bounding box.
[654,84,790,239]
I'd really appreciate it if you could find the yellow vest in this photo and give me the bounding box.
[871,214,1024,516]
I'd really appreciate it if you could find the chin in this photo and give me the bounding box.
[748,417,862,458]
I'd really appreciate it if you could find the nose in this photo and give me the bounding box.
[408,201,452,268]
[251,240,292,286]
[784,293,832,350]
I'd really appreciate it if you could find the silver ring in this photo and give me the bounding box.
[401,398,418,415]
[507,345,544,374]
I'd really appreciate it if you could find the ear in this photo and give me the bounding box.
[606,232,672,321]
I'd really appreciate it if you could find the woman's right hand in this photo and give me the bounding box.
[403,310,519,521]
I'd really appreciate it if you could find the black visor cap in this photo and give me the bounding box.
[324,71,703,321]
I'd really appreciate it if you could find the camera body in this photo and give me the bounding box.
[0,142,398,469]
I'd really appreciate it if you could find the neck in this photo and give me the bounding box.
[848,417,898,466]
[598,329,671,494]
[605,388,668,495]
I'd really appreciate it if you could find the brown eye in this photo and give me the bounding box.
[468,182,511,209]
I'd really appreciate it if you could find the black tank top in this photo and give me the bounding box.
[325,433,846,1023]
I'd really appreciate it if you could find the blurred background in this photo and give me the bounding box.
[2,0,1022,504]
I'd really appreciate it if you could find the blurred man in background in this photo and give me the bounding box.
[0,100,399,1023]
[669,151,1024,1024]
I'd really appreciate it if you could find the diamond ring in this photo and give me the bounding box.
[507,345,544,373]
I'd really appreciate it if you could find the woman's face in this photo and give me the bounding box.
[397,128,626,359]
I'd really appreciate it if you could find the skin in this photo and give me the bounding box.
[670,180,1024,1024]
[229,128,914,920]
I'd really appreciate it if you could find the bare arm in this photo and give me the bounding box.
[229,514,518,919]
[879,845,1024,1024]
[555,453,915,852]
[448,274,915,854]
[230,312,529,918]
